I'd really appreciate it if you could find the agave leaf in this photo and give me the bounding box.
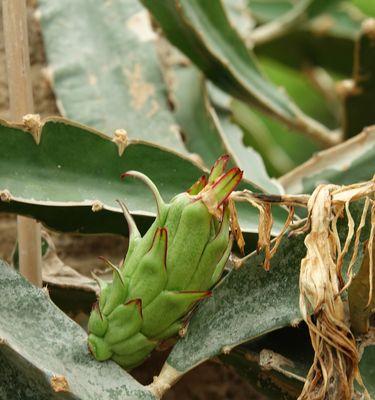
[0,260,155,400]
[230,56,337,176]
[38,0,186,152]
[217,115,283,194]
[173,65,282,194]
[279,126,375,194]
[140,0,335,146]
[0,117,286,235]
[173,66,227,168]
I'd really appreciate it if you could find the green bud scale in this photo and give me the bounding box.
[88,156,243,369]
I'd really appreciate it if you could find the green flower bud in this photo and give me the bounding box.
[88,155,242,369]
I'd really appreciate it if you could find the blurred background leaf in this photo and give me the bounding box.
[38,0,187,152]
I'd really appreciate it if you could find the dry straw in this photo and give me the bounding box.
[232,178,375,399]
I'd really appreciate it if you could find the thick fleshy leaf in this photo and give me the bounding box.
[173,66,227,168]
[0,117,284,235]
[279,126,375,194]
[230,56,338,177]
[173,66,282,194]
[38,0,186,152]
[140,0,335,146]
[0,261,155,400]
[218,115,283,194]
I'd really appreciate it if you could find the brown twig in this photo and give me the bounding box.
[3,0,42,286]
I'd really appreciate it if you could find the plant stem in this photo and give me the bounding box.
[3,0,42,287]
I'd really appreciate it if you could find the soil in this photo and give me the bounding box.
[0,2,264,399]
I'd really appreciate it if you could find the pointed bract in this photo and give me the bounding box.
[187,175,208,195]
[208,154,230,184]
[116,200,141,253]
[200,167,243,216]
[121,170,166,217]
[141,290,211,337]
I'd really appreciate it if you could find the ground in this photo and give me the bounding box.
[0,3,264,399]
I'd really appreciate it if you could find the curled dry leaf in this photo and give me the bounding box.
[297,181,374,400]
[231,190,295,270]
[228,198,245,255]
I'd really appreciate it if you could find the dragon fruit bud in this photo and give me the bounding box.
[88,157,243,369]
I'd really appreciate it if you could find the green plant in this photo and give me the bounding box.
[87,157,242,369]
[0,0,374,399]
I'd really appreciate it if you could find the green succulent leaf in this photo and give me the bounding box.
[0,260,155,400]
[38,0,187,152]
[173,66,227,168]
[0,117,285,235]
[279,126,375,194]
[140,0,335,146]
[173,65,282,194]
[230,56,338,176]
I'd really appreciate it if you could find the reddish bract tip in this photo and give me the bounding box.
[126,298,143,318]
[200,167,243,217]
[187,175,208,195]
[149,227,168,269]
[212,167,243,207]
[98,256,125,286]
[208,154,230,184]
[92,302,104,320]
